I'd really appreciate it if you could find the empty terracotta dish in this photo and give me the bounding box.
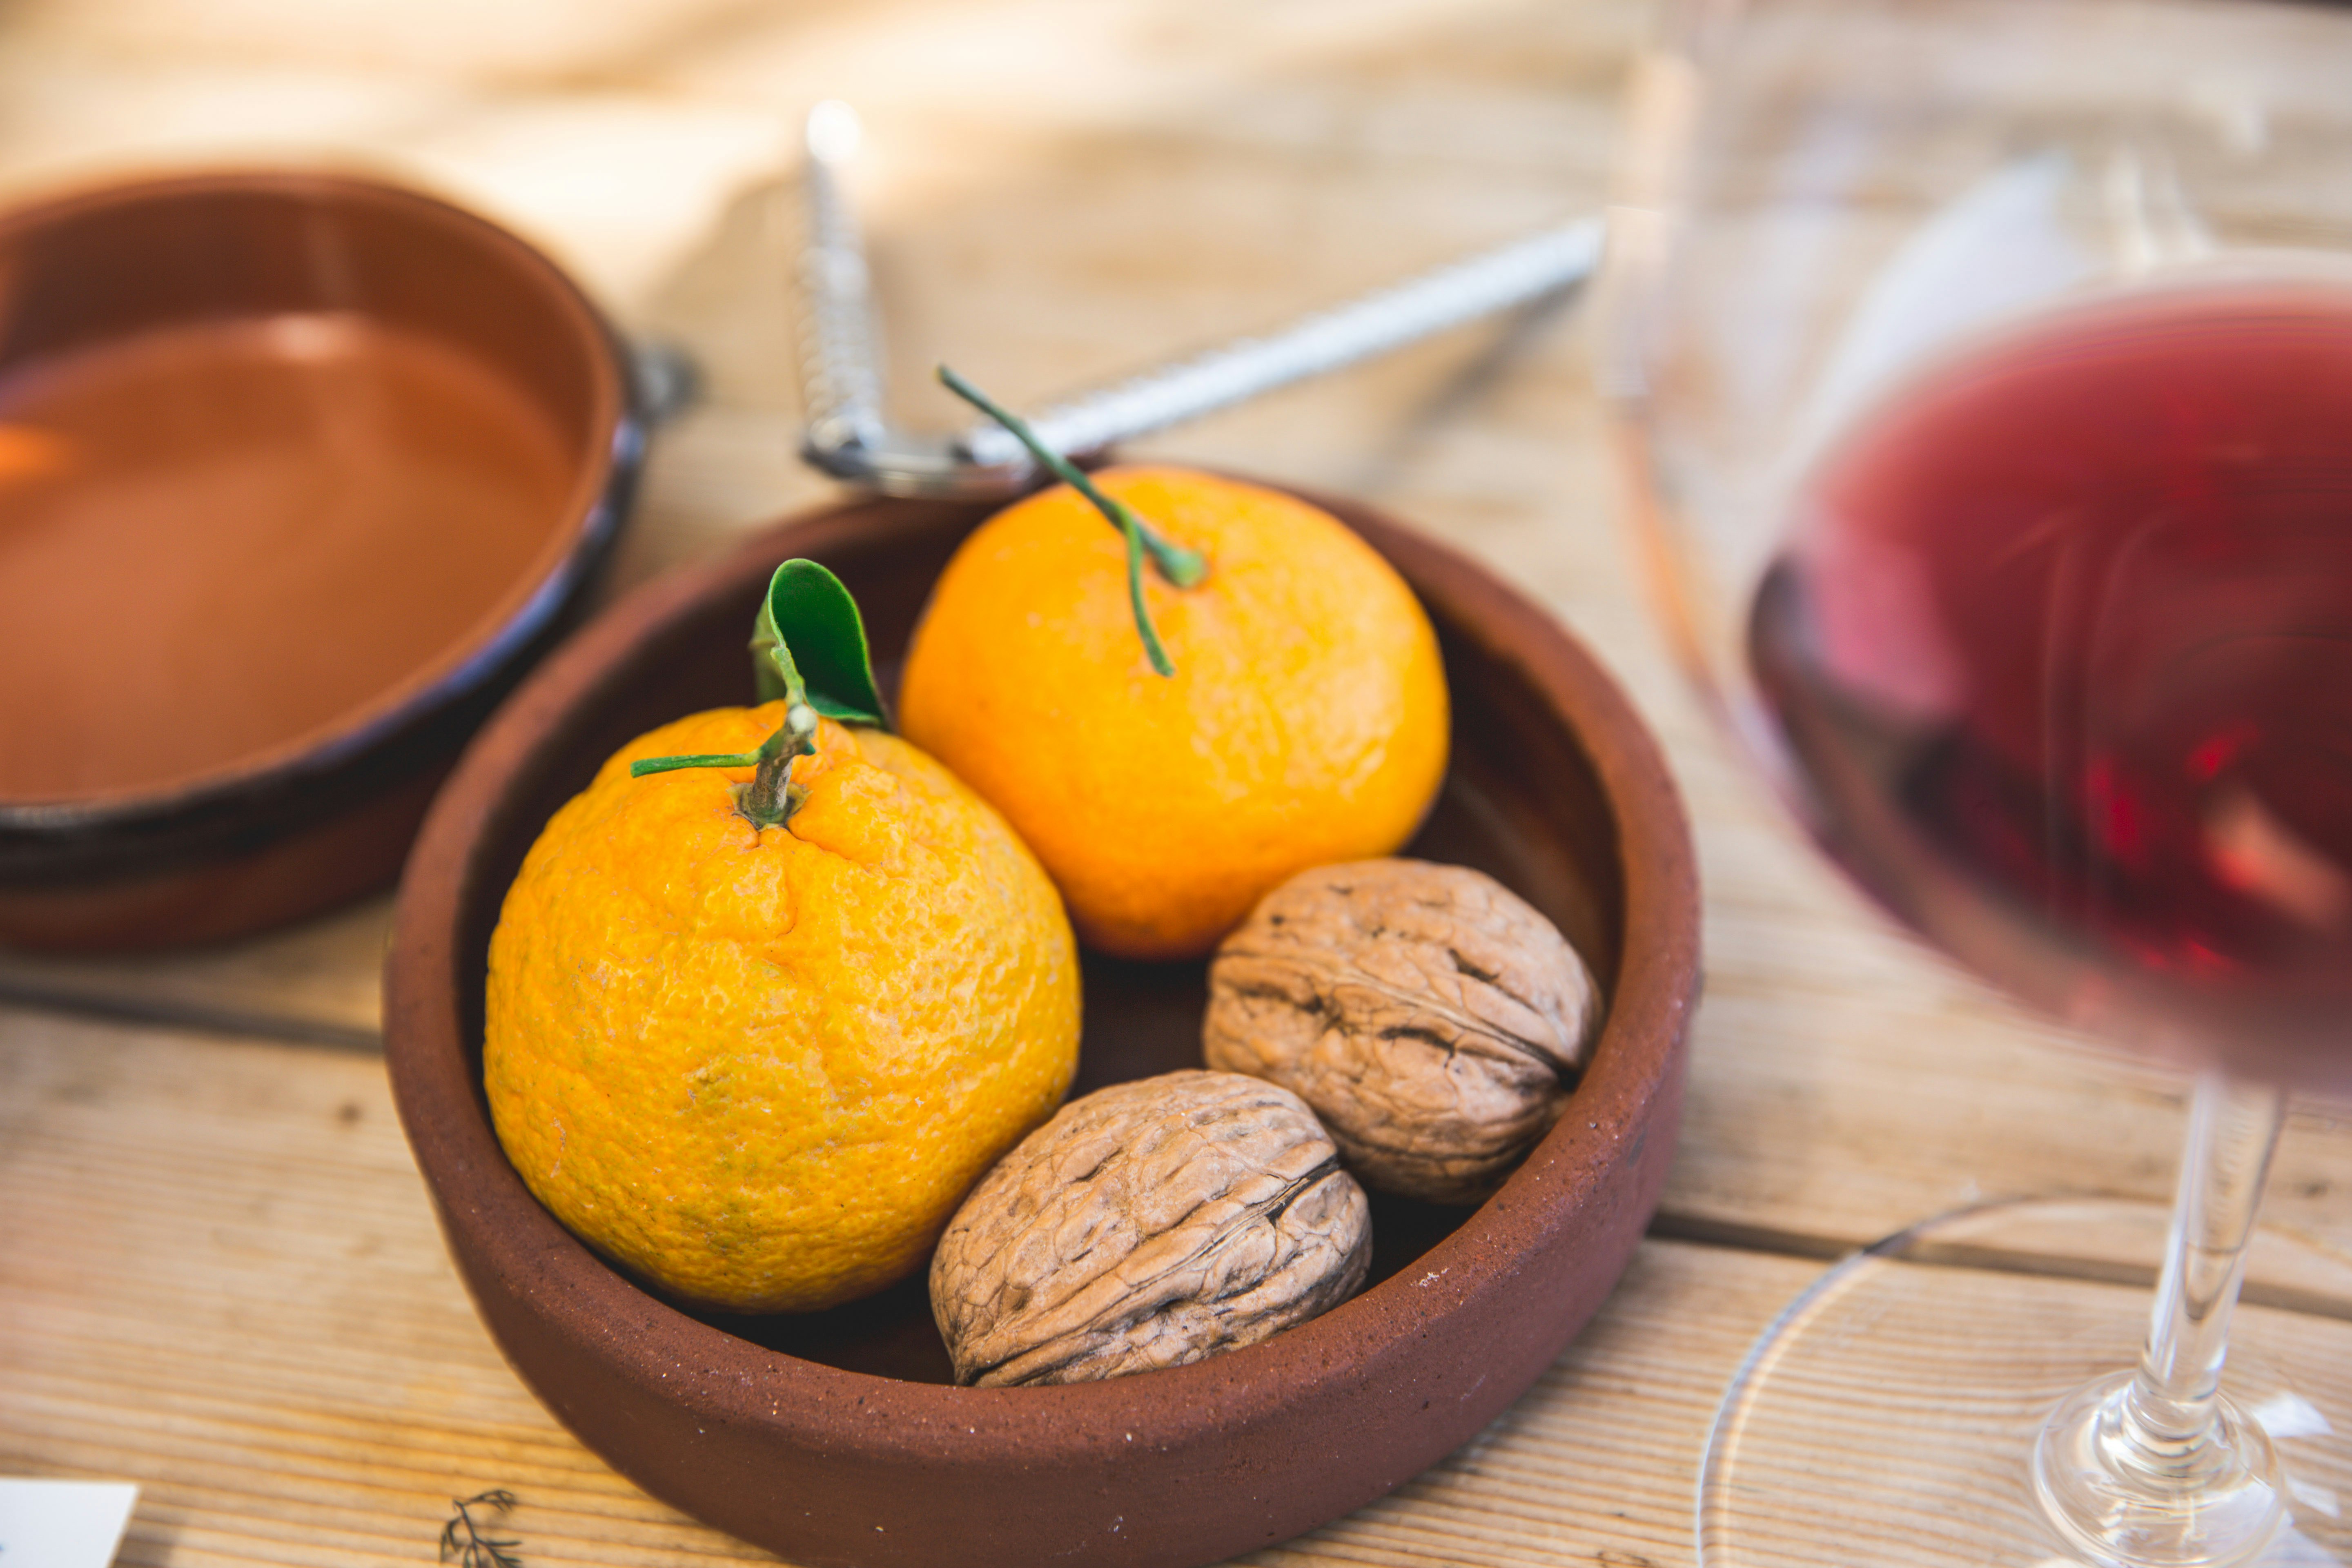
[0,170,641,951]
[384,487,1700,1568]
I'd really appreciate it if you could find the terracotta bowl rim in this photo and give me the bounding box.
[385,485,1700,1468]
[0,166,640,829]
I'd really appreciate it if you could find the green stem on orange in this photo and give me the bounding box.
[630,699,819,828]
[938,363,1206,678]
[628,752,762,773]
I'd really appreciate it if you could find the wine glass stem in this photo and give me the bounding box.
[2031,1073,2293,1567]
[2124,1073,2287,1463]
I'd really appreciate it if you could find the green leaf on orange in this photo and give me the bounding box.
[749,559,891,728]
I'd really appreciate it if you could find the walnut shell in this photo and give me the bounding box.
[928,1069,1371,1387]
[1203,859,1599,1204]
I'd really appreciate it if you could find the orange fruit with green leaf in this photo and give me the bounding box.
[897,370,1451,960]
[484,561,1079,1314]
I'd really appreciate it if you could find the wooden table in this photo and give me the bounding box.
[4,1,2350,1564]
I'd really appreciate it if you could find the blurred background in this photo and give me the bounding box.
[0,0,1632,584]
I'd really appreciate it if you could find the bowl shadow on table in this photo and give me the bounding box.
[446,490,1628,1385]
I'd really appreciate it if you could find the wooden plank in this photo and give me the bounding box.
[1674,1253,2352,1568]
[0,1002,1806,1568]
[0,898,388,1049]
[9,1006,2351,1568]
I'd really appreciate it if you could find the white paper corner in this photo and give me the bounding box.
[0,1478,140,1568]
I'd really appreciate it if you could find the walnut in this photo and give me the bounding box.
[1203,859,1599,1204]
[928,1070,1371,1387]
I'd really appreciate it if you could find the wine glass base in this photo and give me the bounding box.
[1697,1197,2352,1568]
[2033,1370,2285,1568]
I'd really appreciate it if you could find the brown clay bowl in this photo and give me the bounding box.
[384,487,1699,1568]
[0,170,641,952]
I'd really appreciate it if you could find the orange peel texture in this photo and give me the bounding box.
[485,706,1080,1313]
[900,466,1450,960]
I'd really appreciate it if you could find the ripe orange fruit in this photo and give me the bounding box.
[898,466,1449,960]
[484,701,1080,1313]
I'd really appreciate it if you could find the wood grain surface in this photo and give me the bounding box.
[3,1007,1808,1568]
[4,0,2351,1564]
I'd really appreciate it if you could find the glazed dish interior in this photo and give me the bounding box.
[447,500,1630,1385]
[0,179,611,806]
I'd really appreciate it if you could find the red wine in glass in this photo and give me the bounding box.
[1751,282,2352,1090]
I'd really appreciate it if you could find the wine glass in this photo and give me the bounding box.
[1607,1,2352,1565]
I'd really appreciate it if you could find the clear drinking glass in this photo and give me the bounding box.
[1607,2,2352,1564]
